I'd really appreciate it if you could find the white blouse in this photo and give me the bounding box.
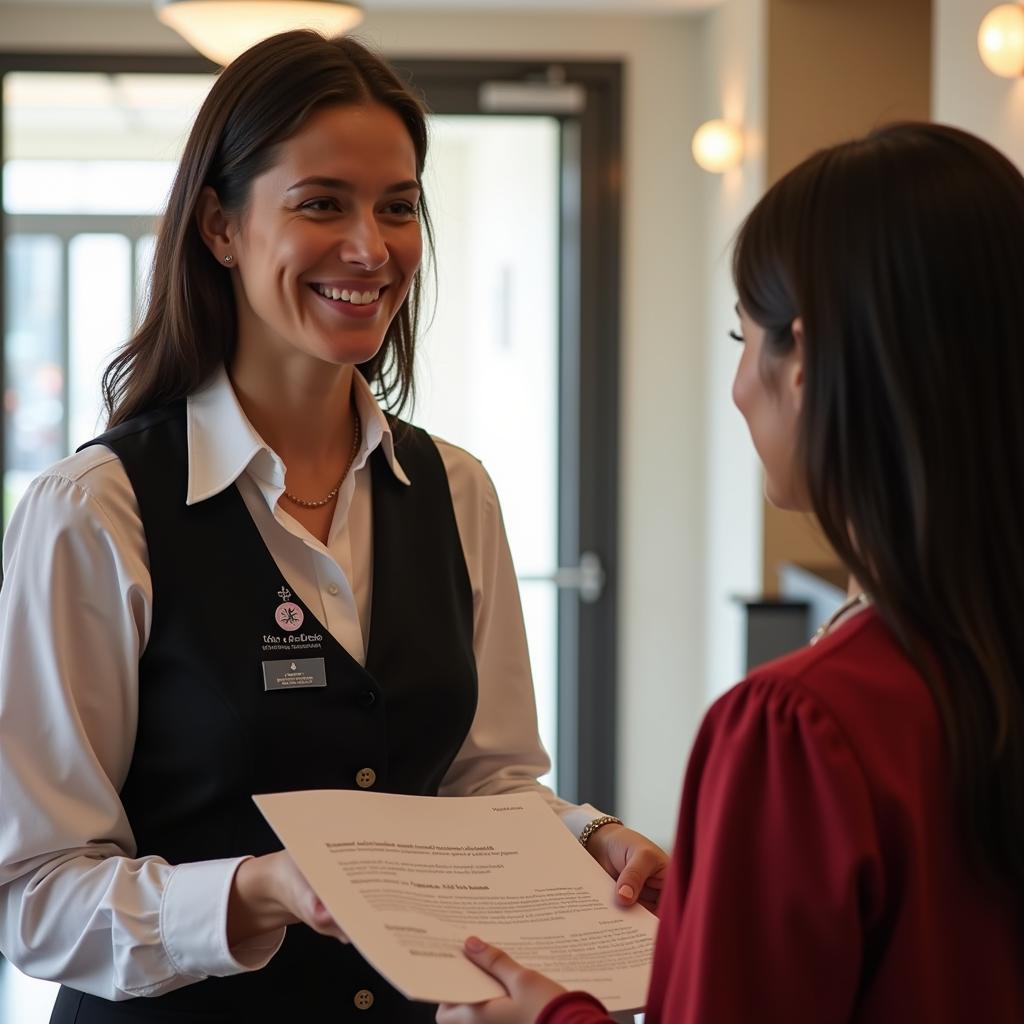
[0,366,600,1001]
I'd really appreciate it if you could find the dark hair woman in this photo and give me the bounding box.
[0,32,667,1024]
[436,122,1024,1024]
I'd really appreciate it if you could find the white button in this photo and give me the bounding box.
[354,988,374,1010]
[327,583,340,596]
[356,768,376,788]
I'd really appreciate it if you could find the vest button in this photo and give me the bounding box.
[356,768,376,788]
[327,583,340,596]
[360,690,376,707]
[353,988,374,1010]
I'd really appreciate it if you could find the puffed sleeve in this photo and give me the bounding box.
[539,675,885,1024]
[0,462,282,1000]
[644,674,885,1023]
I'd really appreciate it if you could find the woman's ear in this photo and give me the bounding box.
[787,316,806,413]
[195,186,236,265]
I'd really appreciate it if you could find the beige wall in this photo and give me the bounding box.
[760,0,932,595]
[767,0,933,184]
[933,0,1024,170]
[0,2,710,847]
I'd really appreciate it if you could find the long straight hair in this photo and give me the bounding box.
[734,123,1024,886]
[103,31,433,426]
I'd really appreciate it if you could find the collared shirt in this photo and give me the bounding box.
[0,366,599,1001]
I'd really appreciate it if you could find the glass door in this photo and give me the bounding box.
[3,71,215,518]
[413,113,561,785]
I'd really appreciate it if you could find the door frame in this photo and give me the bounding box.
[0,51,623,813]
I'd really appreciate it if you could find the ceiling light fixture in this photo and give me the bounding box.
[155,0,364,67]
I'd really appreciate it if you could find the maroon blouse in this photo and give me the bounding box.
[540,608,1024,1023]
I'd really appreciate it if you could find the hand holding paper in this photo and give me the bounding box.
[584,822,668,912]
[254,790,656,1010]
[437,936,572,1024]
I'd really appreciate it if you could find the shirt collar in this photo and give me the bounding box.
[185,364,409,506]
[351,370,411,487]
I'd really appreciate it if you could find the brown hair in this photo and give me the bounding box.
[734,123,1024,885]
[103,31,432,425]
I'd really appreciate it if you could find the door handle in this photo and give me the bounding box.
[518,550,605,603]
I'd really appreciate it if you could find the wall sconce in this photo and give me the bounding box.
[692,119,744,174]
[155,0,364,66]
[978,3,1024,78]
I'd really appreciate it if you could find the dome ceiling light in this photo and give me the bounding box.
[155,0,365,66]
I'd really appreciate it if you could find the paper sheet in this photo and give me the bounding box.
[254,790,656,1009]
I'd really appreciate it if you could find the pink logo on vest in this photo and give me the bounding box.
[275,586,304,632]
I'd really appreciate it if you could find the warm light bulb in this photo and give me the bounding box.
[691,119,744,174]
[155,0,364,66]
[978,3,1024,78]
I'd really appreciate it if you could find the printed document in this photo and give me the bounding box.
[254,790,656,1009]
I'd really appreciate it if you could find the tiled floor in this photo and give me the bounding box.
[0,958,58,1022]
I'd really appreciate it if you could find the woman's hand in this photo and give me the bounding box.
[584,824,668,913]
[436,937,567,1024]
[227,850,349,947]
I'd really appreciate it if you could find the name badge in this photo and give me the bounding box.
[263,657,328,692]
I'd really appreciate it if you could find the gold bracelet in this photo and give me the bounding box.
[578,815,623,848]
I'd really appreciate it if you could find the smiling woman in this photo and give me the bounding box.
[102,34,433,429]
[0,29,668,1024]
[193,99,427,521]
[198,103,424,375]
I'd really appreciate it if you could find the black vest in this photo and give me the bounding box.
[52,403,478,1023]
